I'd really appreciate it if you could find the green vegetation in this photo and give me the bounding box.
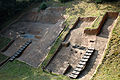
[0,60,70,80]
[1,0,120,80]
[38,2,47,11]
[92,16,103,28]
[0,37,10,62]
[95,0,103,3]
[59,0,73,3]
[0,54,7,62]
[41,23,69,67]
[0,0,43,28]
[92,15,120,80]
[85,14,104,30]
[41,38,62,67]
[0,37,11,50]
[95,0,118,3]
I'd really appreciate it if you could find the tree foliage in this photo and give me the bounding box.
[59,0,73,3]
[95,0,118,3]
[39,2,47,10]
[0,0,43,28]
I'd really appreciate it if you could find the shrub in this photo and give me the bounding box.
[59,0,72,3]
[95,0,103,3]
[39,2,47,10]
[95,0,116,3]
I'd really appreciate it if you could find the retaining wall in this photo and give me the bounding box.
[44,17,81,69]
[84,12,119,35]
[79,17,96,22]
[1,39,15,52]
[106,12,119,18]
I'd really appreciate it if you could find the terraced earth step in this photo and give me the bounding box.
[69,74,78,79]
[9,40,32,61]
[83,55,90,59]
[80,58,89,62]
[86,50,94,53]
[85,52,92,56]
[88,47,95,51]
[72,70,80,75]
[77,64,85,69]
[69,47,95,79]
[79,61,86,65]
[74,68,82,72]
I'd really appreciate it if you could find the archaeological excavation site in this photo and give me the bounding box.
[45,12,120,79]
[0,1,120,80]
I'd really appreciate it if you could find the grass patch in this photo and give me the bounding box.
[41,38,62,67]
[0,37,11,62]
[0,54,7,62]
[41,22,69,67]
[0,37,11,50]
[0,60,70,80]
[38,2,47,11]
[1,0,120,80]
[91,16,120,80]
[85,14,105,29]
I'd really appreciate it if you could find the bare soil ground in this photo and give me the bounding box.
[78,18,116,80]
[1,7,65,67]
[46,17,116,80]
[46,20,95,74]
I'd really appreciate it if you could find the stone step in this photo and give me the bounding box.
[72,70,80,75]
[9,40,32,61]
[16,52,21,55]
[74,68,82,72]
[21,46,26,49]
[88,47,95,51]
[69,74,78,79]
[77,64,84,68]
[83,55,90,59]
[9,56,15,61]
[85,52,92,56]
[80,58,88,62]
[86,50,93,53]
[17,50,22,53]
[79,61,86,65]
[19,48,24,51]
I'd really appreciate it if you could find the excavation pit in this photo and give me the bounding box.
[46,12,119,80]
[1,7,65,68]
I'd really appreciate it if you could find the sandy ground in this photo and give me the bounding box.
[1,7,65,67]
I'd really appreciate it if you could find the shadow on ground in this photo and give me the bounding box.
[78,50,98,79]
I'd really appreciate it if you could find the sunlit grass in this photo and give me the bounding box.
[92,15,120,80]
[1,0,120,80]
